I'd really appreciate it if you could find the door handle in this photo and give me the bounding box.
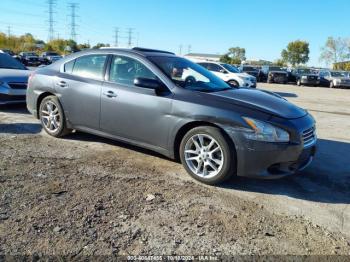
[103,90,118,98]
[57,81,68,88]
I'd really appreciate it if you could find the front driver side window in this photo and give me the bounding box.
[208,64,223,72]
[109,56,157,86]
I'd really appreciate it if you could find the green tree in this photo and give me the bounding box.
[274,58,287,67]
[319,37,349,65]
[281,40,309,66]
[220,47,246,65]
[92,43,110,49]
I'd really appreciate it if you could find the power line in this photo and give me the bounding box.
[47,0,57,41]
[68,2,79,42]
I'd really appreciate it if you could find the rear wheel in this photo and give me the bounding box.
[39,95,70,137]
[179,126,235,185]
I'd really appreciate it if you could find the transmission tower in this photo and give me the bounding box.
[47,0,56,41]
[127,28,135,48]
[114,27,119,47]
[68,2,79,42]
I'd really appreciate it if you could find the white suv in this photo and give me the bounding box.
[197,62,256,88]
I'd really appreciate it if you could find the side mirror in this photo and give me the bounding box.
[134,77,168,94]
[219,69,227,74]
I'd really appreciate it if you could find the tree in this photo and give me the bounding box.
[92,43,110,49]
[281,40,309,66]
[220,47,246,65]
[319,37,349,65]
[274,58,287,67]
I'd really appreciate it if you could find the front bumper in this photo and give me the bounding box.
[334,82,350,88]
[0,86,26,105]
[300,79,319,85]
[241,79,257,88]
[224,116,317,178]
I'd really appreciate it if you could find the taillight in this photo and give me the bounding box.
[28,72,35,85]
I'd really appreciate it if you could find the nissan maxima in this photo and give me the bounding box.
[26,48,317,185]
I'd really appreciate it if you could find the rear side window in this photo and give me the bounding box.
[71,55,107,80]
[64,59,75,74]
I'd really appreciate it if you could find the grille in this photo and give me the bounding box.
[0,94,26,102]
[8,82,28,89]
[307,76,317,80]
[302,126,316,147]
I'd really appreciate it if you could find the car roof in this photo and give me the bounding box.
[79,47,176,57]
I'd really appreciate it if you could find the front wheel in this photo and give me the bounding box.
[39,95,70,137]
[179,126,236,185]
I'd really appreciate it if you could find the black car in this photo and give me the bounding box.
[39,52,63,65]
[290,68,320,86]
[18,52,41,66]
[26,47,317,185]
[239,65,259,78]
[260,66,288,84]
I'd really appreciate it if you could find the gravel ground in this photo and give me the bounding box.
[0,84,350,256]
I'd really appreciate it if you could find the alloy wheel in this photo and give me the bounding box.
[41,100,61,133]
[184,134,224,178]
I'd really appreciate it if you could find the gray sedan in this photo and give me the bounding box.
[26,48,317,185]
[0,53,31,105]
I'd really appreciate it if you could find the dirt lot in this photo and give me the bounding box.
[0,84,350,256]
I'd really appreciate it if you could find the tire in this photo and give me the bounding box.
[228,80,239,87]
[179,126,236,185]
[39,95,70,137]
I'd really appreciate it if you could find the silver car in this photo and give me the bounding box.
[0,53,31,105]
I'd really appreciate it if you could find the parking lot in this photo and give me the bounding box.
[0,83,350,256]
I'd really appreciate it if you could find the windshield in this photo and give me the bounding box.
[269,67,284,71]
[220,63,239,73]
[47,52,60,56]
[0,53,27,70]
[149,56,232,92]
[331,71,347,77]
[243,66,257,72]
[24,52,37,56]
[297,69,311,74]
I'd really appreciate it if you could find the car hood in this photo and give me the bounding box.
[0,69,31,82]
[207,88,307,119]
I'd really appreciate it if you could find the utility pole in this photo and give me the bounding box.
[114,27,119,47]
[188,45,192,54]
[7,26,11,37]
[127,28,134,48]
[179,45,183,56]
[47,0,56,42]
[68,2,79,42]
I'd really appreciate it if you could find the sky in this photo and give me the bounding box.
[1,0,349,66]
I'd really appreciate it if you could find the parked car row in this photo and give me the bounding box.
[0,49,62,67]
[236,64,350,88]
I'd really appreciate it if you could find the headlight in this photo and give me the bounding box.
[301,75,307,79]
[242,117,290,142]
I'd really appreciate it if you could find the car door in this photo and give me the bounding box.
[55,54,108,130]
[319,71,330,86]
[100,54,173,149]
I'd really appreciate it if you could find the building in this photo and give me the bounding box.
[184,53,222,62]
[333,61,350,71]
